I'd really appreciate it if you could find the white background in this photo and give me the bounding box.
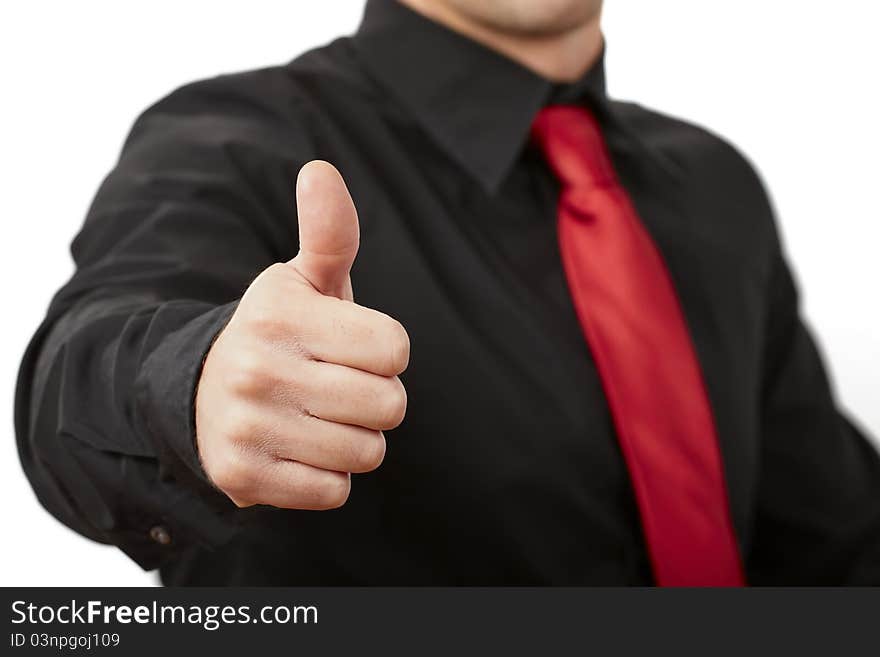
[1,1,877,586]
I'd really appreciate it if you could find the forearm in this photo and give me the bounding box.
[16,290,239,568]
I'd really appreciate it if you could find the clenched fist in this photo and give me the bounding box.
[195,160,410,509]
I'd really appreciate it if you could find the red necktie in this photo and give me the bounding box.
[531,105,745,586]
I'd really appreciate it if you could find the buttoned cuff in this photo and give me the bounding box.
[132,300,242,564]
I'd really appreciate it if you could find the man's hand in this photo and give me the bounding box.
[195,160,410,509]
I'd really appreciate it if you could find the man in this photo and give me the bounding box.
[15,0,880,585]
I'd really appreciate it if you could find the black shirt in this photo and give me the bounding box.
[15,0,880,585]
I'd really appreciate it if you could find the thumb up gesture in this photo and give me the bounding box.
[195,161,410,509]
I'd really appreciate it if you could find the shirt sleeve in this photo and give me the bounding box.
[748,237,880,584]
[14,72,313,570]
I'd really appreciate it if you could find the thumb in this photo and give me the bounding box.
[290,160,359,300]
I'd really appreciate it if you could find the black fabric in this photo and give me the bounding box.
[15,0,880,585]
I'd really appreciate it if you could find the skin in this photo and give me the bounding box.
[195,2,605,510]
[196,162,409,509]
[401,0,604,82]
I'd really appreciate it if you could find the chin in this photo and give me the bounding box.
[447,0,602,36]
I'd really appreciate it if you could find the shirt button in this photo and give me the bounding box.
[149,525,172,546]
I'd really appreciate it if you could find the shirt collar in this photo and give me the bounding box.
[352,0,611,194]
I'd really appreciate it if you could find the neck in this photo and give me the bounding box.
[398,1,603,83]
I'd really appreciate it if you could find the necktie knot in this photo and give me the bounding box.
[530,105,616,189]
